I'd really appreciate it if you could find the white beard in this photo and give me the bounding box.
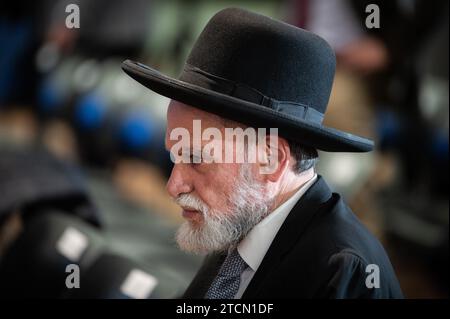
[175,165,272,255]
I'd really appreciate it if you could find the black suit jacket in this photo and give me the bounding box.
[183,176,403,298]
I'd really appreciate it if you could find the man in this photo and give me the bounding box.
[122,8,403,298]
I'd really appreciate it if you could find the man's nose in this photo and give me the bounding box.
[166,164,193,198]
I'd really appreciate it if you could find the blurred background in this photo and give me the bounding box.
[0,0,448,298]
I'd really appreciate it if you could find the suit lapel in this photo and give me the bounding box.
[242,175,333,298]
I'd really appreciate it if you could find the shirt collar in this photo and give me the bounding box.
[237,174,317,271]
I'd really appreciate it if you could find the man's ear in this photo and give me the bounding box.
[258,135,290,182]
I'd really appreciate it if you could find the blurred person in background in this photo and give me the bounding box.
[288,0,448,296]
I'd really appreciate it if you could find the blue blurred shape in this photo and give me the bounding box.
[38,78,64,114]
[431,130,449,160]
[118,110,154,152]
[75,93,106,130]
[376,110,402,148]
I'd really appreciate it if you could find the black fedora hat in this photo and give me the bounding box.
[122,7,374,152]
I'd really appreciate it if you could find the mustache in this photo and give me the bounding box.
[175,193,210,215]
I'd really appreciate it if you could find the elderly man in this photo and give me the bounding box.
[122,8,403,298]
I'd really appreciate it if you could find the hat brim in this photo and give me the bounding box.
[122,60,374,152]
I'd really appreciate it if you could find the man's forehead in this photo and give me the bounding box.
[165,100,225,149]
[166,100,227,132]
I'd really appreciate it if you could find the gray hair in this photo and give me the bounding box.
[287,139,318,173]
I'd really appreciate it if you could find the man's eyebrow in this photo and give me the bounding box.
[167,146,199,155]
[164,137,220,153]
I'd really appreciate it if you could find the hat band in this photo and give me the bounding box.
[180,64,324,124]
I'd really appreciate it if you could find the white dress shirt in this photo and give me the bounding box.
[234,174,318,298]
